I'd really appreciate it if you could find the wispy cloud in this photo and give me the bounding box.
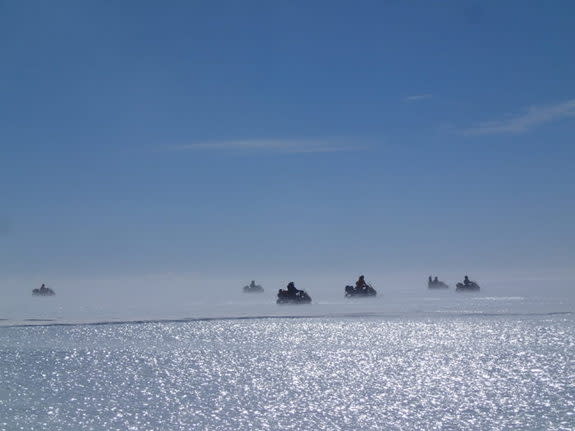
[463,99,575,135]
[405,94,432,102]
[167,139,361,154]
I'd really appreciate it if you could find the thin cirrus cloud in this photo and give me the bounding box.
[167,139,362,154]
[463,99,575,135]
[405,94,433,101]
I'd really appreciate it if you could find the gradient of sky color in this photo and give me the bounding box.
[1,1,574,283]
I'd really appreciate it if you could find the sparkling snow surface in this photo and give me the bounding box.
[1,315,574,430]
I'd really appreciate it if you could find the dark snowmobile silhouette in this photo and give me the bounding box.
[277,282,312,304]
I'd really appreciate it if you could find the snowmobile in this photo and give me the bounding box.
[428,280,449,289]
[243,283,264,293]
[345,284,377,297]
[276,289,312,304]
[455,281,480,292]
[32,287,55,296]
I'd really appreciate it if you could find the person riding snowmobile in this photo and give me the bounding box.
[355,275,369,292]
[287,282,298,296]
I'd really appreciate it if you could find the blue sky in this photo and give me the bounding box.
[1,1,574,283]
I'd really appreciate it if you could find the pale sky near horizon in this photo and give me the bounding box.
[1,1,574,284]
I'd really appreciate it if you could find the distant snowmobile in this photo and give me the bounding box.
[32,284,55,296]
[345,284,377,297]
[428,279,449,289]
[243,281,264,293]
[276,289,312,304]
[455,280,480,292]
